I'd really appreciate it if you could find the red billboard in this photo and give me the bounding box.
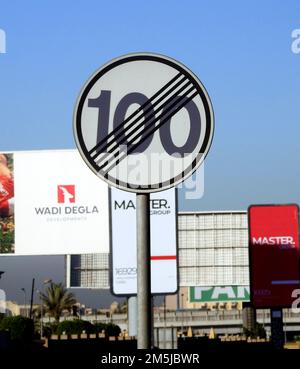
[248,204,300,308]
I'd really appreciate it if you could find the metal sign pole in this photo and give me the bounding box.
[136,192,151,349]
[74,53,214,348]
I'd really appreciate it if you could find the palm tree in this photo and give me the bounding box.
[119,299,128,314]
[40,282,76,323]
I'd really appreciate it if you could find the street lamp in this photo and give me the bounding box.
[37,279,52,339]
[181,293,184,335]
[21,288,27,317]
[36,289,43,339]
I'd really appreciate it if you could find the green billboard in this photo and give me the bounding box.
[189,286,250,303]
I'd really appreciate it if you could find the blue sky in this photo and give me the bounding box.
[0,1,300,305]
[1,1,300,211]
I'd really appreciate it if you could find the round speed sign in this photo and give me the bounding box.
[74,53,214,193]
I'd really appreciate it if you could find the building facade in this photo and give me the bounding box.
[66,210,250,305]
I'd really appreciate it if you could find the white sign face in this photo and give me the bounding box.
[0,150,110,255]
[74,53,214,193]
[111,187,178,295]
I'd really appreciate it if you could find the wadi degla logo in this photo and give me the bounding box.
[57,185,75,204]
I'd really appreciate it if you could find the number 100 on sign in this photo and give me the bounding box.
[74,53,214,193]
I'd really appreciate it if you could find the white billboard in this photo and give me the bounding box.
[0,150,109,255]
[111,188,178,295]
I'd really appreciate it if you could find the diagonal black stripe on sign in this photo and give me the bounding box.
[92,78,194,164]
[96,86,196,171]
[89,72,184,156]
[99,89,198,175]
[97,86,197,172]
[91,76,190,160]
[102,90,199,176]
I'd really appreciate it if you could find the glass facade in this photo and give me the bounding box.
[67,211,249,288]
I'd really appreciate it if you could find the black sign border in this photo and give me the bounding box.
[74,53,214,193]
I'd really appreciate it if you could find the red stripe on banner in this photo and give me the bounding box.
[150,255,177,260]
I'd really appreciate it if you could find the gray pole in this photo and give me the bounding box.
[181,293,184,335]
[163,295,166,349]
[128,296,137,337]
[21,288,27,317]
[29,278,35,320]
[136,193,151,349]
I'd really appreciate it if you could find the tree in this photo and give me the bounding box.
[40,282,76,324]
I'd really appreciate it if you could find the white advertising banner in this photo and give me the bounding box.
[111,188,178,295]
[0,150,109,255]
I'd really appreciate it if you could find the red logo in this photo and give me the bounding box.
[57,185,75,204]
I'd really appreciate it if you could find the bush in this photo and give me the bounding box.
[105,323,121,337]
[0,316,34,342]
[243,322,266,339]
[46,319,122,337]
[56,320,95,335]
[55,320,121,337]
[93,322,107,333]
[93,322,121,336]
[42,322,59,338]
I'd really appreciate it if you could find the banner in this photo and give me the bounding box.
[0,153,14,253]
[0,150,109,255]
[248,204,300,308]
[189,286,250,303]
[110,188,178,295]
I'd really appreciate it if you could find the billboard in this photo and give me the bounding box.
[189,286,250,303]
[0,153,14,253]
[110,188,178,295]
[248,204,300,308]
[0,150,110,255]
